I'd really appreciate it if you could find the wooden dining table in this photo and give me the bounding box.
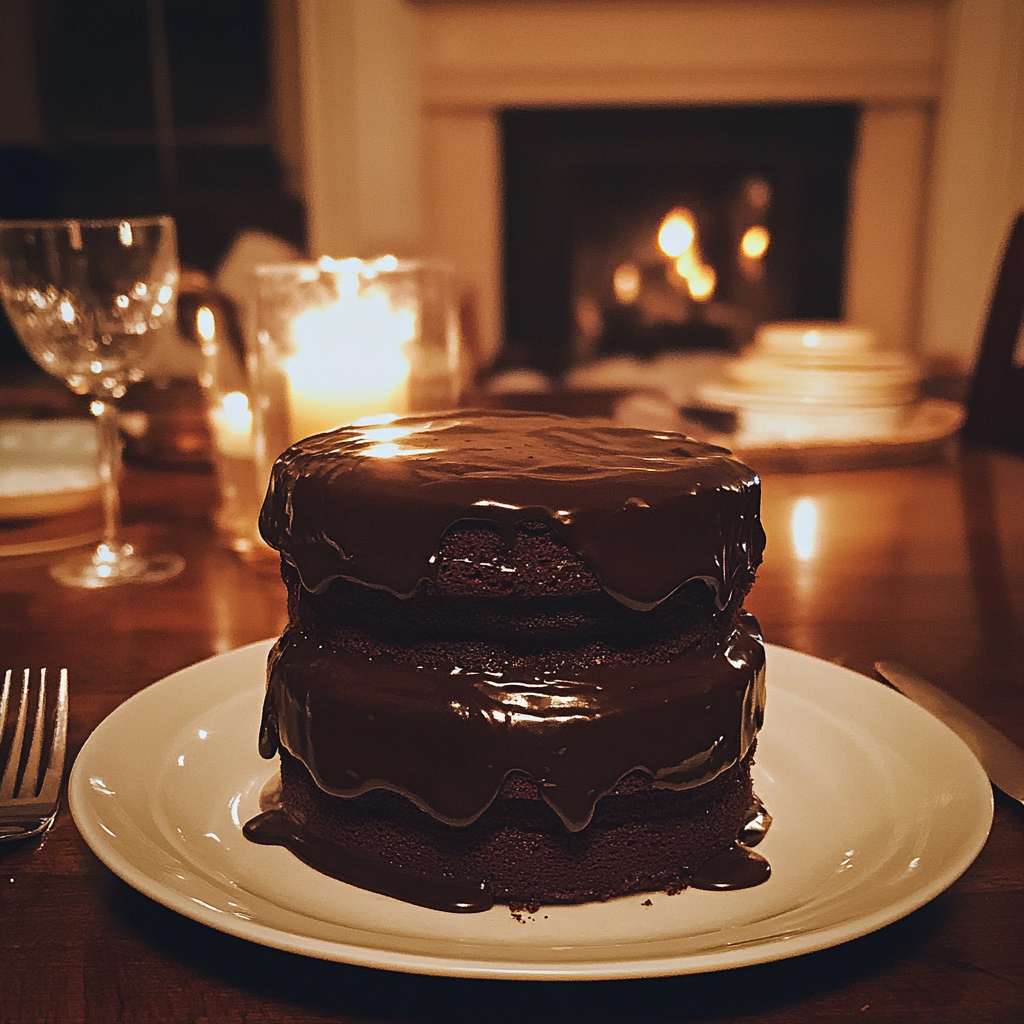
[1,390,1022,1023]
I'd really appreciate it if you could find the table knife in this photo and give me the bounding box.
[875,661,1024,807]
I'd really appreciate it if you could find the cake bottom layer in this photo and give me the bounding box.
[246,747,767,912]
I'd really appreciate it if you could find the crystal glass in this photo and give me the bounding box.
[0,216,185,587]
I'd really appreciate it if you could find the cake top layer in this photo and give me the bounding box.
[259,410,764,610]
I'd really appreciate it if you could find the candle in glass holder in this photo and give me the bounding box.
[252,258,462,489]
[209,390,253,457]
[284,262,415,440]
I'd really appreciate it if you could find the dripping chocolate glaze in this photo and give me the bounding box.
[251,410,770,903]
[258,411,765,611]
[259,612,765,831]
[243,810,493,913]
[243,789,771,912]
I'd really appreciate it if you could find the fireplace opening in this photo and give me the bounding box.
[499,105,858,378]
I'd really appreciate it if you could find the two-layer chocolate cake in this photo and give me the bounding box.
[245,410,769,912]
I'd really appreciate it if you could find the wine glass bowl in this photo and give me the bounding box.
[0,216,185,588]
[2,218,178,398]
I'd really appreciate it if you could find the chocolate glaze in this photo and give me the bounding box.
[243,810,493,912]
[689,845,771,891]
[689,800,773,891]
[250,410,771,908]
[242,783,772,909]
[258,411,765,611]
[259,612,765,831]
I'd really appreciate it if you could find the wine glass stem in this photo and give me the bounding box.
[94,399,125,549]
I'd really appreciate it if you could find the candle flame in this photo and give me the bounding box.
[687,266,717,301]
[285,276,417,439]
[196,306,216,343]
[741,226,770,259]
[221,391,250,427]
[658,209,696,258]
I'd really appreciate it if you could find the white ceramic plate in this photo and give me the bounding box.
[0,419,100,519]
[69,641,993,980]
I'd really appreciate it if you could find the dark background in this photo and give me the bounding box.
[0,0,305,373]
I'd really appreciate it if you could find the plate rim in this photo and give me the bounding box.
[69,639,994,980]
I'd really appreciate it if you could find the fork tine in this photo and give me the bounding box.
[20,668,49,799]
[0,669,30,800]
[0,669,11,742]
[37,669,68,804]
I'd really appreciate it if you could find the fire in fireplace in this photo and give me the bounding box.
[500,105,858,376]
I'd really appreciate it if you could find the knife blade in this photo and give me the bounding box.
[875,661,1024,806]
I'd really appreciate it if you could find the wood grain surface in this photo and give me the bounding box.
[1,420,1021,1024]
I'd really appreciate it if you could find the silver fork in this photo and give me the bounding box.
[0,668,69,842]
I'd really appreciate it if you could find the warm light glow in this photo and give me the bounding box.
[375,254,399,272]
[360,442,443,459]
[741,226,770,259]
[318,255,363,274]
[355,425,413,444]
[95,543,117,563]
[361,443,405,459]
[115,294,129,309]
[802,330,822,348]
[353,412,400,427]
[209,391,252,457]
[674,250,699,279]
[118,221,133,246]
[59,299,75,323]
[657,209,696,258]
[196,305,216,343]
[222,391,250,424]
[687,266,717,301]
[157,284,173,304]
[285,269,416,440]
[612,263,641,304]
[791,498,818,560]
[90,400,105,416]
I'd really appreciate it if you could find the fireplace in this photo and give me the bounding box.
[500,105,857,376]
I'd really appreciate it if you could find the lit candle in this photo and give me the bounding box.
[284,263,415,441]
[209,391,253,458]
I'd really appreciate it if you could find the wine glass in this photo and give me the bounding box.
[0,216,185,588]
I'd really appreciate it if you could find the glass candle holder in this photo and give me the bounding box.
[252,257,463,485]
[191,287,267,556]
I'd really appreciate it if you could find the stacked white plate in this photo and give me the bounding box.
[700,322,923,445]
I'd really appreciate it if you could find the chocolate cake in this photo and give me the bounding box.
[245,410,770,912]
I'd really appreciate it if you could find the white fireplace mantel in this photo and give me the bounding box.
[282,0,1024,373]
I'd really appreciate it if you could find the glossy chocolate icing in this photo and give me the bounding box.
[251,410,771,906]
[243,784,771,911]
[243,809,494,912]
[259,611,765,831]
[258,411,765,611]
